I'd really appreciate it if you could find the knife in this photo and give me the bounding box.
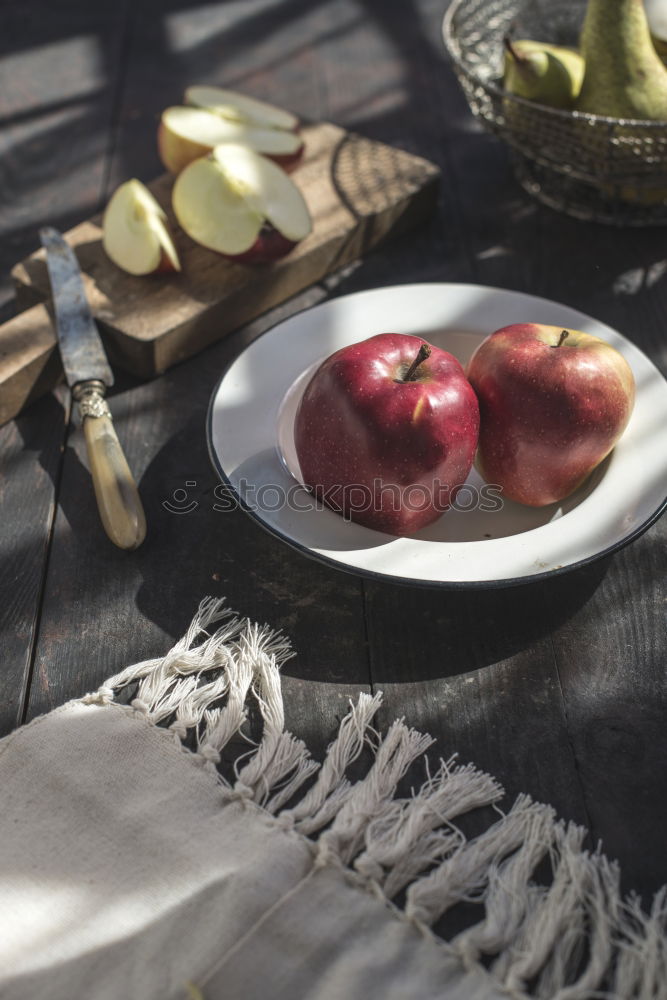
[40,227,147,550]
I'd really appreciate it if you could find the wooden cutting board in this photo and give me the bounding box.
[4,120,439,425]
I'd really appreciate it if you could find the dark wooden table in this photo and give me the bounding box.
[2,0,666,907]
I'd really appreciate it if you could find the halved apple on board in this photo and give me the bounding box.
[159,87,304,175]
[185,86,300,133]
[102,179,181,276]
[172,143,312,264]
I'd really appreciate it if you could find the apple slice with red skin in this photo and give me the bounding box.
[102,179,180,276]
[466,323,636,507]
[294,333,480,536]
[171,142,312,263]
[185,85,300,133]
[158,105,304,175]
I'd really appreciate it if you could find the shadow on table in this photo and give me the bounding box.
[9,259,621,705]
[360,554,612,685]
[128,365,613,654]
[120,303,618,692]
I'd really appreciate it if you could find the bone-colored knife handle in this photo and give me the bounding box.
[74,382,147,551]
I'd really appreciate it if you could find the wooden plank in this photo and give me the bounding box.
[547,525,667,898]
[0,0,132,316]
[24,292,371,761]
[522,206,667,896]
[0,0,131,734]
[11,122,439,382]
[0,303,60,426]
[0,386,68,735]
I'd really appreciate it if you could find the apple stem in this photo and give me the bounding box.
[504,36,525,65]
[553,329,569,348]
[402,343,431,382]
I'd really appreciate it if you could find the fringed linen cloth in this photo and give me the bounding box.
[1,598,665,1000]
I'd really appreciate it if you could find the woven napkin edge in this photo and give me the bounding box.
[69,596,667,1000]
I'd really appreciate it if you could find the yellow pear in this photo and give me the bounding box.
[503,38,585,109]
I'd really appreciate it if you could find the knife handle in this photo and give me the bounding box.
[74,382,147,551]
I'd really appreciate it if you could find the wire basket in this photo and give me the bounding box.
[442,0,667,226]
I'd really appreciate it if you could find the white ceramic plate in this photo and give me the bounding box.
[207,283,667,587]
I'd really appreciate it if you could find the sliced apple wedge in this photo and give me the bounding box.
[185,85,299,132]
[172,143,312,263]
[158,106,304,175]
[102,179,180,275]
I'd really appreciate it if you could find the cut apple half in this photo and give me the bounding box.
[185,85,299,132]
[159,106,304,175]
[172,143,312,263]
[102,179,180,275]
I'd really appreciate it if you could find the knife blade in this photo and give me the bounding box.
[40,227,146,551]
[40,227,115,389]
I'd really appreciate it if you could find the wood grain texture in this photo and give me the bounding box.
[547,524,667,898]
[0,0,132,316]
[0,386,68,733]
[0,0,131,719]
[0,303,60,425]
[519,200,667,900]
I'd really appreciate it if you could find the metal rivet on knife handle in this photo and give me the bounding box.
[73,382,147,551]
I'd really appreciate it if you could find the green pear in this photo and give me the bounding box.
[503,38,585,109]
[577,0,667,118]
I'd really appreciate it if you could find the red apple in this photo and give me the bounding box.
[466,323,636,507]
[294,333,480,535]
[171,143,312,263]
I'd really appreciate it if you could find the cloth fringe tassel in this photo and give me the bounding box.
[84,598,667,1000]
